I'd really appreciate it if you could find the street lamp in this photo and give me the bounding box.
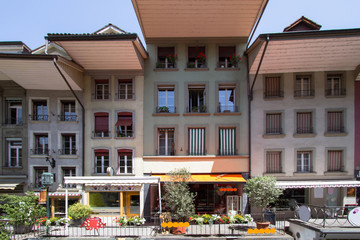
[41,172,54,235]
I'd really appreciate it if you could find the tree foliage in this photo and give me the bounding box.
[68,202,93,220]
[162,168,196,222]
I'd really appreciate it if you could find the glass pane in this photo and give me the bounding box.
[89,192,120,208]
[130,195,140,214]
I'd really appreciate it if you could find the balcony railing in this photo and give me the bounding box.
[327,126,345,133]
[265,128,283,135]
[294,89,314,97]
[156,149,176,156]
[187,60,207,69]
[93,131,111,138]
[186,105,207,113]
[58,148,78,155]
[117,92,135,100]
[155,106,176,113]
[156,61,177,69]
[58,114,77,122]
[92,92,111,100]
[217,61,238,69]
[217,105,238,113]
[30,148,49,155]
[116,130,133,138]
[325,88,346,96]
[4,117,22,125]
[264,90,284,98]
[218,149,237,156]
[296,127,313,134]
[30,114,48,121]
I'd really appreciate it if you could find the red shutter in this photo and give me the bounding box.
[95,114,109,132]
[219,46,236,58]
[117,149,132,154]
[188,47,205,58]
[158,47,175,57]
[94,149,109,156]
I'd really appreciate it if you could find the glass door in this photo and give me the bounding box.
[126,192,140,216]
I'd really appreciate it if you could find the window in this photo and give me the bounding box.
[60,100,76,121]
[218,46,236,68]
[32,100,48,121]
[7,140,22,167]
[188,46,206,68]
[266,113,282,134]
[158,128,175,156]
[326,74,345,96]
[188,128,205,155]
[34,167,48,188]
[295,75,313,97]
[297,151,312,173]
[157,47,176,68]
[61,134,76,155]
[157,86,175,113]
[95,79,109,100]
[264,76,282,98]
[94,112,110,137]
[327,150,343,172]
[5,99,22,124]
[218,85,236,112]
[33,134,48,155]
[95,149,109,174]
[219,128,236,155]
[116,112,133,137]
[296,112,313,134]
[118,149,133,174]
[62,167,76,188]
[118,79,133,99]
[266,151,282,173]
[188,85,206,113]
[327,111,344,133]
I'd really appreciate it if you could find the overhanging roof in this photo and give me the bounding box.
[46,34,148,71]
[0,54,84,90]
[276,180,360,189]
[247,29,360,75]
[132,0,268,40]
[64,176,160,185]
[154,174,246,183]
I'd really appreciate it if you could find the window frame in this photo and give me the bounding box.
[187,127,206,155]
[295,111,314,134]
[94,149,110,174]
[61,133,77,155]
[115,112,134,138]
[59,99,77,122]
[187,46,206,68]
[264,75,283,99]
[216,82,238,113]
[326,149,345,172]
[325,73,346,97]
[62,167,76,188]
[93,112,110,138]
[157,128,176,156]
[294,74,314,97]
[157,46,176,69]
[326,109,345,133]
[5,98,22,125]
[7,139,22,168]
[156,85,176,113]
[34,167,48,188]
[265,150,283,174]
[117,149,133,174]
[218,127,236,156]
[218,46,237,68]
[296,150,312,173]
[265,112,283,135]
[117,78,134,100]
[33,133,49,155]
[31,99,48,121]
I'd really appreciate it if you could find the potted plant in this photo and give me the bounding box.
[163,168,196,234]
[229,53,241,67]
[166,54,178,68]
[158,106,170,113]
[196,52,206,67]
[243,176,282,229]
[68,202,93,226]
[0,192,46,234]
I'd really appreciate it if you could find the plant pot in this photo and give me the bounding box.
[70,218,83,226]
[171,226,186,234]
[256,221,270,229]
[13,224,32,234]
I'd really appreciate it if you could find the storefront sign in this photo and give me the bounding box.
[355,170,360,179]
[87,185,136,192]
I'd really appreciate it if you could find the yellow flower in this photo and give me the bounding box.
[69,217,72,220]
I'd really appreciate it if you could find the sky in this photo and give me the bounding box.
[0,0,359,50]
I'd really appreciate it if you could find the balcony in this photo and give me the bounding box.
[156,61,177,69]
[58,148,78,155]
[294,89,314,97]
[31,148,49,155]
[116,130,133,138]
[93,131,111,138]
[30,114,48,121]
[117,92,135,100]
[58,114,77,122]
[325,88,346,97]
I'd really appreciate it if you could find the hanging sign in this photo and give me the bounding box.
[39,188,47,204]
[86,185,136,192]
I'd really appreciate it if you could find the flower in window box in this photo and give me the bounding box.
[229,54,241,67]
[158,106,169,113]
[196,52,206,64]
[166,54,178,64]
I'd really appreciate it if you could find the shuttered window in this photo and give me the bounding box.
[266,151,282,173]
[188,128,205,155]
[266,113,282,134]
[327,111,344,133]
[94,112,109,137]
[296,112,313,134]
[219,128,235,155]
[264,76,282,98]
[327,150,343,172]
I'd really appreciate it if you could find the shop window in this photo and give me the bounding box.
[7,139,22,167]
[89,192,120,209]
[94,149,109,174]
[118,149,133,174]
[32,133,49,155]
[188,128,205,155]
[188,85,206,113]
[265,113,282,134]
[118,79,133,99]
[218,46,237,68]
[326,74,345,96]
[296,112,313,134]
[5,98,22,125]
[297,151,312,173]
[116,112,133,138]
[327,150,343,172]
[187,46,206,68]
[327,111,344,133]
[157,86,175,113]
[266,151,282,173]
[158,128,175,156]
[34,167,48,188]
[218,85,236,112]
[59,100,76,121]
[32,100,48,121]
[295,75,313,97]
[219,128,236,155]
[62,167,76,188]
[264,76,283,98]
[60,134,76,155]
[94,112,110,138]
[94,79,110,100]
[157,47,176,68]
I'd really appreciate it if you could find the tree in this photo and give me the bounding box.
[162,168,196,222]
[243,176,283,222]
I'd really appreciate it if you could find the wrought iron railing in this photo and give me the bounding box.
[58,114,77,122]
[92,131,111,138]
[29,114,48,121]
[294,89,314,97]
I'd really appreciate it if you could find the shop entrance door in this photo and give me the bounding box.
[226,195,242,215]
[126,192,140,216]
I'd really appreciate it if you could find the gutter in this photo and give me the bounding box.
[53,59,85,176]
[246,0,269,49]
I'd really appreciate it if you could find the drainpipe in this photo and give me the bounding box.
[53,58,85,176]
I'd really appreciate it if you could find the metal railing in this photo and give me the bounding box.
[92,131,111,138]
[217,105,238,113]
[155,106,176,113]
[115,130,134,138]
[30,148,49,155]
[58,114,77,122]
[294,89,314,97]
[325,88,346,96]
[58,148,78,155]
[296,127,313,134]
[4,118,23,125]
[117,92,135,100]
[265,128,283,135]
[264,90,284,98]
[186,106,207,113]
[29,114,48,121]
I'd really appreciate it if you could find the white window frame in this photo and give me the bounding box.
[218,86,236,112]
[157,87,175,113]
[297,151,311,173]
[118,152,133,174]
[96,155,109,174]
[7,139,22,167]
[6,99,22,125]
[158,129,175,156]
[95,81,109,100]
[62,167,76,188]
[61,134,76,155]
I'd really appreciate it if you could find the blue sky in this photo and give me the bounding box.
[0,0,359,50]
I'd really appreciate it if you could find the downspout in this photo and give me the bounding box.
[53,58,85,176]
[246,36,270,178]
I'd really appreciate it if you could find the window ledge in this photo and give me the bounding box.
[263,97,284,101]
[214,112,241,116]
[183,113,211,116]
[263,134,285,139]
[324,171,348,176]
[57,121,78,124]
[91,137,112,140]
[58,155,79,159]
[293,172,317,176]
[215,67,240,71]
[324,132,348,137]
[115,137,135,140]
[264,172,286,176]
[30,154,47,158]
[152,113,180,117]
[2,166,23,169]
[115,173,135,176]
[184,68,209,72]
[293,133,317,138]
[294,96,315,99]
[29,120,49,124]
[325,95,346,98]
[154,68,179,72]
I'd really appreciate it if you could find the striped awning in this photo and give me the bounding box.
[154,174,246,183]
[0,182,23,190]
[34,192,81,197]
[219,128,235,155]
[276,180,360,189]
[188,128,205,155]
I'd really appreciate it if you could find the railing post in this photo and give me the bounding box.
[323,205,326,227]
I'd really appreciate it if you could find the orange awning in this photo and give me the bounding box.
[153,174,246,183]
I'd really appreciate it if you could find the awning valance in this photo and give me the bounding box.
[0,182,24,190]
[34,192,81,197]
[154,174,246,183]
[276,180,360,189]
[64,176,160,185]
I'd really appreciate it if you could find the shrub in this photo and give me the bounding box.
[68,202,92,220]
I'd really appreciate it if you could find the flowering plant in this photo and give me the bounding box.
[189,213,252,225]
[229,54,241,66]
[114,216,146,227]
[196,52,206,63]
[166,54,178,64]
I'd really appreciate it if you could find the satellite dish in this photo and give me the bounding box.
[106,167,114,176]
[298,205,311,222]
[348,207,360,226]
